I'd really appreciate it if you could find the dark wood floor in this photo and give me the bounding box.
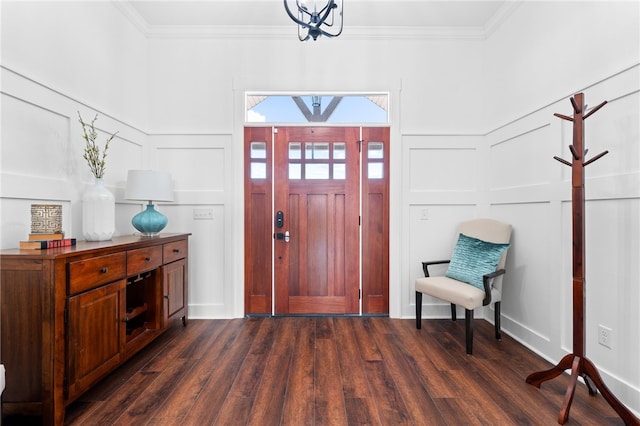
[7,317,628,425]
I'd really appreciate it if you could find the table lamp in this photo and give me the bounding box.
[125,170,174,236]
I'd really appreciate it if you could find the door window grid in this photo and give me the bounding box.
[289,142,346,180]
[250,141,267,179]
[367,142,384,179]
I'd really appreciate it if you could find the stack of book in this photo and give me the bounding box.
[19,232,77,250]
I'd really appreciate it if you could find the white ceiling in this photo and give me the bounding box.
[122,1,519,38]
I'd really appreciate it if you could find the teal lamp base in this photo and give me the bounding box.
[132,203,168,237]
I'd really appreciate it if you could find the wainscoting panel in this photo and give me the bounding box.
[1,94,70,179]
[489,122,553,191]
[152,134,234,318]
[402,134,482,317]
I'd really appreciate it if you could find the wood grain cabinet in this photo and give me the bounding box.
[0,233,190,425]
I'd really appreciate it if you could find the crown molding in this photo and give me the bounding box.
[112,0,152,34]
[140,25,489,40]
[113,1,502,41]
[483,0,523,38]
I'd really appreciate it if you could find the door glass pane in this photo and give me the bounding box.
[305,143,329,159]
[368,142,384,159]
[306,164,329,179]
[333,143,346,160]
[334,164,346,179]
[250,162,267,179]
[250,142,266,159]
[289,142,302,159]
[289,163,302,180]
[314,143,329,159]
[368,163,383,179]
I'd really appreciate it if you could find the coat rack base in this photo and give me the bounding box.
[526,354,640,425]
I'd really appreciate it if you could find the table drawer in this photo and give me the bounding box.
[127,246,163,275]
[163,240,187,264]
[69,252,126,295]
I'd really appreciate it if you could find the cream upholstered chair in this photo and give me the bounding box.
[415,218,512,355]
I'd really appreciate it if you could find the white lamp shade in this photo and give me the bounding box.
[125,170,174,202]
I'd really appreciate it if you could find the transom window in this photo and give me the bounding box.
[246,94,388,124]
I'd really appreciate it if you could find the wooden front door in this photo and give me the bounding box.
[244,126,389,315]
[274,127,360,314]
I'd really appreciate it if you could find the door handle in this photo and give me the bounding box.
[275,231,290,242]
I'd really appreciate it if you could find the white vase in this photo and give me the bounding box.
[82,178,115,241]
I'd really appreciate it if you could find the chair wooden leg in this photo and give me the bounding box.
[465,309,474,355]
[494,301,502,340]
[450,303,457,321]
[415,291,422,329]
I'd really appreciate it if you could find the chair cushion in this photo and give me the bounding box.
[415,276,485,310]
[445,233,509,290]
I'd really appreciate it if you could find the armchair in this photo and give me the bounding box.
[415,218,512,355]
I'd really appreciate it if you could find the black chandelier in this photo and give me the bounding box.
[283,0,343,41]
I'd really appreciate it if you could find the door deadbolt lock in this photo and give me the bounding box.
[275,231,290,242]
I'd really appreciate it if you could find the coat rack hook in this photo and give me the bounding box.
[583,100,608,120]
[583,150,609,167]
[569,145,580,160]
[554,113,574,122]
[554,156,572,167]
[570,96,581,114]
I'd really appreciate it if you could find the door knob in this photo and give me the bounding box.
[284,231,290,242]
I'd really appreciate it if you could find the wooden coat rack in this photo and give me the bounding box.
[525,93,639,425]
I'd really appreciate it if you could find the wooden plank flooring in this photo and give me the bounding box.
[5,317,626,425]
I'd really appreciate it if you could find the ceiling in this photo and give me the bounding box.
[121,1,518,38]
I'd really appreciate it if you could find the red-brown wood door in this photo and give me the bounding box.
[244,127,273,314]
[244,126,389,315]
[361,127,390,314]
[274,127,360,314]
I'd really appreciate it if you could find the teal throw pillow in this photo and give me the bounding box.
[445,233,509,290]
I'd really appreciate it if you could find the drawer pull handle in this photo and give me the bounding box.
[164,295,169,299]
[173,249,180,253]
[100,267,108,274]
[145,257,151,262]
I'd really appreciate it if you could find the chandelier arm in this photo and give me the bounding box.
[295,0,314,19]
[298,27,310,41]
[317,24,343,38]
[284,0,312,27]
[315,1,337,27]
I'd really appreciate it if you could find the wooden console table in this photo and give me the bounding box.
[0,233,190,425]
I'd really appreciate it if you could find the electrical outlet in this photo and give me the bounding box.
[598,324,612,349]
[193,208,214,220]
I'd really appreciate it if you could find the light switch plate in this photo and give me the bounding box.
[193,208,214,220]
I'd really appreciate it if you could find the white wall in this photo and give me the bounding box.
[144,32,486,317]
[1,1,149,127]
[488,1,640,411]
[1,0,638,415]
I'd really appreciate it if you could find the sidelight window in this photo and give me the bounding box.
[250,141,267,179]
[367,142,384,179]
